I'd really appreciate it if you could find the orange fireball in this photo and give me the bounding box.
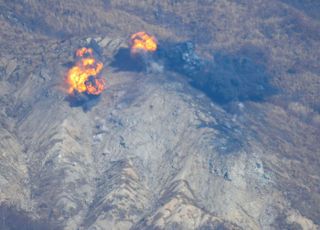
[67,47,105,95]
[130,32,157,54]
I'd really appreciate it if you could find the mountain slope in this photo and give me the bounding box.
[0,1,319,229]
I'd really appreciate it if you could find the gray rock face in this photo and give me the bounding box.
[0,1,319,230]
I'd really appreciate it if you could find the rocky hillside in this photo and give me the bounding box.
[0,0,319,229]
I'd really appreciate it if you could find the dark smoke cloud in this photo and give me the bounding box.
[65,91,101,112]
[155,41,276,104]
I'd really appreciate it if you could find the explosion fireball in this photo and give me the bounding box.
[67,47,105,95]
[130,32,157,54]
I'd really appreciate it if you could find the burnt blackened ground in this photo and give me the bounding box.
[0,204,60,230]
[156,41,276,105]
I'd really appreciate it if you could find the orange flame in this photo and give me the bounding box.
[130,32,157,54]
[67,48,105,95]
[76,47,93,57]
